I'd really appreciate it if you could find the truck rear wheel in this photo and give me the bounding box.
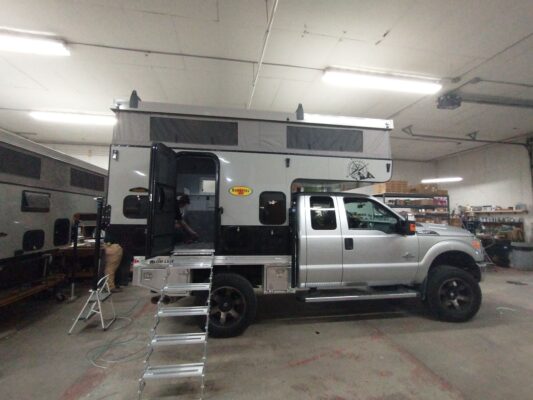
[427,265,481,322]
[199,273,257,338]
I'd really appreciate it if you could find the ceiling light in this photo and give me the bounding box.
[30,111,116,126]
[0,32,69,56]
[303,113,392,129]
[323,68,442,94]
[421,177,463,183]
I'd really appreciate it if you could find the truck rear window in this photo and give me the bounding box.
[310,196,337,230]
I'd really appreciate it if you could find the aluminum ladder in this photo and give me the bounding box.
[138,251,214,399]
[68,274,116,334]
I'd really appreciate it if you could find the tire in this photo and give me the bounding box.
[427,265,482,322]
[198,273,257,338]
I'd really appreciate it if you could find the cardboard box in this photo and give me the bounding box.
[373,180,409,194]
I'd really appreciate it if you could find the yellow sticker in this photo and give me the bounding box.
[229,186,253,197]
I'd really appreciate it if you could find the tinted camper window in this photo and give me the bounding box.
[0,145,41,179]
[287,126,363,152]
[70,168,105,191]
[23,230,45,251]
[123,195,148,219]
[21,191,50,212]
[54,218,71,246]
[150,117,238,146]
[259,192,286,225]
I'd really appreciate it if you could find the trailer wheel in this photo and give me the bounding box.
[427,265,481,322]
[199,273,257,338]
[55,291,66,302]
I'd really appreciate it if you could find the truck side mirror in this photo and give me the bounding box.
[398,219,416,235]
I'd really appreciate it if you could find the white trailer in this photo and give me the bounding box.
[0,129,107,289]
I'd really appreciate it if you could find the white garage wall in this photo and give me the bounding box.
[436,145,533,241]
[43,144,110,170]
[392,160,437,182]
[352,160,437,195]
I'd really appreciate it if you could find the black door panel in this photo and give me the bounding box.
[146,143,177,258]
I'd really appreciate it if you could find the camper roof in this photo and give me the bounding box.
[112,99,393,131]
[0,128,107,175]
[112,97,393,160]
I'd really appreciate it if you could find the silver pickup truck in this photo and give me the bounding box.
[134,192,484,338]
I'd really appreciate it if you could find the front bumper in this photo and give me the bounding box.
[477,262,489,281]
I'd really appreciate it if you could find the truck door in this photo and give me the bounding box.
[340,196,419,285]
[146,143,177,259]
[301,195,343,286]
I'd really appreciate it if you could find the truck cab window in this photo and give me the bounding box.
[344,198,398,233]
[310,196,336,230]
[259,192,286,225]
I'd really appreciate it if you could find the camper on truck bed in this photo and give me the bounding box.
[106,94,484,337]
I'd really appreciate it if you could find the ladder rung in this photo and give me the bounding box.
[163,283,211,294]
[142,363,204,380]
[88,292,111,303]
[151,333,206,346]
[157,306,209,318]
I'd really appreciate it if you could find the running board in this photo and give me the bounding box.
[303,289,420,303]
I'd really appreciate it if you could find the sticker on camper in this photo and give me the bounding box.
[347,160,375,181]
[229,186,253,197]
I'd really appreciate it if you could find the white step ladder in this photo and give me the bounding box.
[138,252,214,399]
[68,274,116,334]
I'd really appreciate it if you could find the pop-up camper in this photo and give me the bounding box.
[107,97,393,261]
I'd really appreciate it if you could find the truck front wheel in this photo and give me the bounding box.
[200,273,257,338]
[427,265,482,322]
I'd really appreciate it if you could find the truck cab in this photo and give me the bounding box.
[296,193,419,288]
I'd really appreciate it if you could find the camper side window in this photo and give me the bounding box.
[310,196,337,230]
[54,218,71,246]
[259,192,286,225]
[21,191,50,212]
[123,195,149,219]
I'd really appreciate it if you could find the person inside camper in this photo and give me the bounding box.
[175,194,199,244]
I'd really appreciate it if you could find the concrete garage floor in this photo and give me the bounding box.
[1,267,533,400]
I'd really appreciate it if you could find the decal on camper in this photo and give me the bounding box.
[347,160,375,181]
[229,186,253,197]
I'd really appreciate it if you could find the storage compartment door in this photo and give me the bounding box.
[146,143,177,258]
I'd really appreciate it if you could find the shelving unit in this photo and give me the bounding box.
[377,193,450,223]
[463,208,527,243]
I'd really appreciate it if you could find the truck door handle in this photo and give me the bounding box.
[344,238,354,250]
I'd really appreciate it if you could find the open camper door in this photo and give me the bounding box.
[146,143,177,259]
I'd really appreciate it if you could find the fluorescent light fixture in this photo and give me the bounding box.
[30,111,116,126]
[421,177,463,183]
[323,68,442,94]
[134,170,146,177]
[0,32,69,56]
[304,113,392,129]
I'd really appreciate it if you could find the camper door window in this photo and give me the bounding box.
[259,192,286,225]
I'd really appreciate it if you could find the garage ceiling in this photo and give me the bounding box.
[0,0,531,161]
